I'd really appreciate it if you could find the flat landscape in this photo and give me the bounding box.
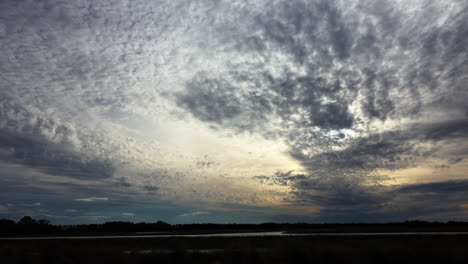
[2,220,468,263]
[2,232,468,264]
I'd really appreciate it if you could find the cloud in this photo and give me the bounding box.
[64,209,77,212]
[385,180,468,220]
[254,118,468,218]
[78,215,109,221]
[0,101,116,180]
[310,102,354,129]
[448,157,464,165]
[173,0,468,161]
[175,75,243,124]
[121,212,136,216]
[0,0,467,222]
[143,186,159,191]
[397,180,468,195]
[0,0,230,210]
[21,202,43,207]
[75,197,109,202]
[269,177,468,222]
[180,211,209,217]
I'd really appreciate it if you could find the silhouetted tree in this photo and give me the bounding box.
[38,219,50,225]
[18,216,37,225]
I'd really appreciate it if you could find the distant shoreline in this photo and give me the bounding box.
[3,218,468,238]
[3,231,468,240]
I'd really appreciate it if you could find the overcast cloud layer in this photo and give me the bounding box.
[1,0,468,223]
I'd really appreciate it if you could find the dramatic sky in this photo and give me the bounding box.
[1,0,468,224]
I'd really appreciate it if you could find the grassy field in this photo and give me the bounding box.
[1,235,468,264]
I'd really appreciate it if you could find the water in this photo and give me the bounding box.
[0,231,284,240]
[2,231,468,240]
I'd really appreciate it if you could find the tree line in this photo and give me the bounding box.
[1,216,468,236]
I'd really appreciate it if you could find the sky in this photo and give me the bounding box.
[0,0,468,224]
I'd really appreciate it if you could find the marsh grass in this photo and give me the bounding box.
[1,235,468,263]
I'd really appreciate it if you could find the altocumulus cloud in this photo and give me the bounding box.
[174,0,468,220]
[0,0,467,223]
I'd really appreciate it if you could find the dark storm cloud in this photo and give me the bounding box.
[422,119,468,141]
[0,161,110,206]
[381,180,468,221]
[0,130,114,179]
[397,180,468,195]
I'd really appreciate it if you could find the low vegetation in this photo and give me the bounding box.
[1,217,468,263]
[2,217,468,236]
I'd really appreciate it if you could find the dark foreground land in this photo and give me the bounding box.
[2,235,468,264]
[2,219,468,263]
